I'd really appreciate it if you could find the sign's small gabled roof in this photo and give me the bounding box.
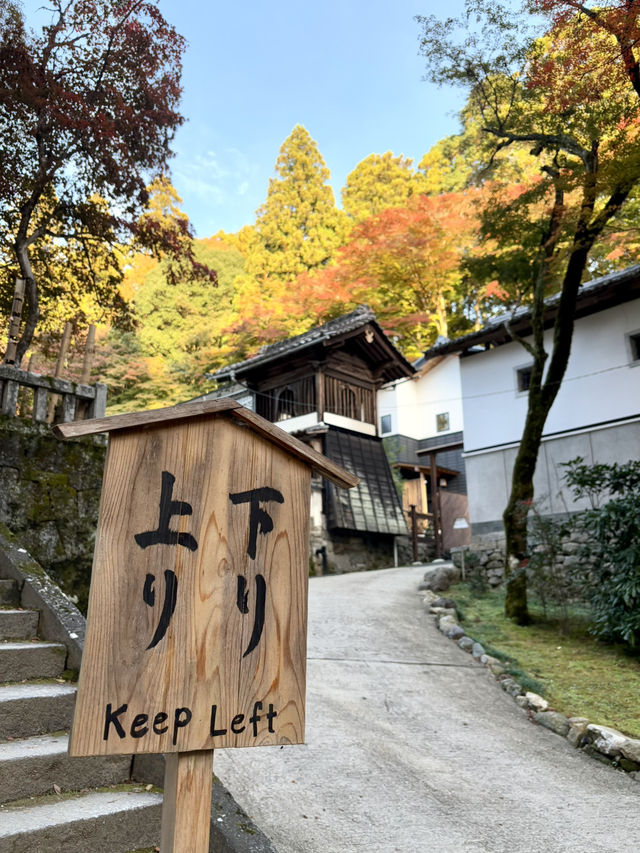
[54,399,359,490]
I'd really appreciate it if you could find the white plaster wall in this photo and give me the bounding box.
[276,412,319,433]
[324,412,376,435]
[466,419,640,531]
[461,301,640,452]
[378,356,464,440]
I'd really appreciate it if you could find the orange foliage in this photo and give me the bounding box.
[232,189,487,357]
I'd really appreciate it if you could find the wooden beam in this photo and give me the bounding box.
[47,321,73,423]
[430,453,443,559]
[315,366,325,422]
[3,278,25,365]
[80,325,96,384]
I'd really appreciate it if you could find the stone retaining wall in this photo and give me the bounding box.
[451,524,593,588]
[0,417,105,611]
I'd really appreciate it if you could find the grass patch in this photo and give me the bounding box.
[449,582,640,739]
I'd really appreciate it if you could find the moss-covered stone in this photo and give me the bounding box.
[0,418,106,613]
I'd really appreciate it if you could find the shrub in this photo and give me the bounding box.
[526,507,586,630]
[562,458,640,647]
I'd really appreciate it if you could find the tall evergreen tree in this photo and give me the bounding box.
[342,152,420,222]
[245,125,347,283]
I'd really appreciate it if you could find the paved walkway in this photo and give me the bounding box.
[215,566,639,852]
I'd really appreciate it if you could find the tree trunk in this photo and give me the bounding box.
[503,388,549,623]
[501,164,633,624]
[14,238,39,368]
[503,176,569,624]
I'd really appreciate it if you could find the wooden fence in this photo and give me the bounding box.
[406,504,439,560]
[0,364,106,424]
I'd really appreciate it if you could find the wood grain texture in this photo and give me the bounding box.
[160,750,213,853]
[70,416,310,756]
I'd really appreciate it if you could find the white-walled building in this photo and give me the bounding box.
[378,352,464,441]
[378,353,470,553]
[424,266,640,539]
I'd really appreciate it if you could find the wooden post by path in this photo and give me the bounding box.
[80,324,96,385]
[429,453,442,558]
[410,504,418,563]
[3,278,26,365]
[47,321,72,422]
[161,750,214,853]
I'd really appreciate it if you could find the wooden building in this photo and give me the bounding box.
[378,352,470,555]
[204,307,415,572]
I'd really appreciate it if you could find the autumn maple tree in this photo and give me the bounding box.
[530,0,640,99]
[335,193,482,356]
[0,0,197,365]
[420,1,640,623]
[257,190,483,360]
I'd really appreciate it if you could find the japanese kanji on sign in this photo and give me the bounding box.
[55,398,357,852]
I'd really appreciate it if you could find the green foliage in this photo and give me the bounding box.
[100,241,245,412]
[245,125,347,283]
[341,152,421,222]
[503,666,547,696]
[563,458,640,647]
[526,508,586,632]
[462,551,487,596]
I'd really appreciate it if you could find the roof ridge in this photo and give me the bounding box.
[207,305,378,380]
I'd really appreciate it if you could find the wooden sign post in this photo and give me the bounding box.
[55,399,357,852]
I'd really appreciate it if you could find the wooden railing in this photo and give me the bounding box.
[0,364,106,424]
[324,375,376,424]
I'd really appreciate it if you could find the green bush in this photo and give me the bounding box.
[563,458,640,647]
[527,508,586,629]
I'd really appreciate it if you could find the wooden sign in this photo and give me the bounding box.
[56,400,357,852]
[56,401,357,757]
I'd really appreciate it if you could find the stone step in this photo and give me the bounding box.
[0,733,132,804]
[0,642,66,682]
[0,787,162,853]
[0,581,18,607]
[0,681,76,740]
[0,610,39,641]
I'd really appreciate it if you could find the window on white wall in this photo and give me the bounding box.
[516,365,533,393]
[628,331,640,363]
[436,412,450,432]
[380,413,392,434]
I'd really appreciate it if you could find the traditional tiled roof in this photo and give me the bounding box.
[208,306,414,382]
[324,429,408,535]
[424,264,640,360]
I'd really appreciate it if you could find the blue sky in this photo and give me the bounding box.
[160,0,467,237]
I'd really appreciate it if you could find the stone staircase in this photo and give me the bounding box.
[0,576,162,853]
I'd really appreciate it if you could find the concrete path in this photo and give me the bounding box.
[215,566,639,852]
